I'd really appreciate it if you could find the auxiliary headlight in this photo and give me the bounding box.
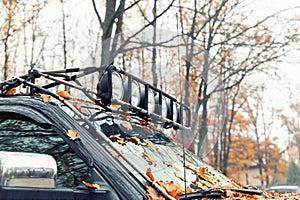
[131,80,141,107]
[148,88,156,113]
[173,101,179,122]
[97,66,124,105]
[161,97,168,118]
[178,104,190,127]
[111,71,124,100]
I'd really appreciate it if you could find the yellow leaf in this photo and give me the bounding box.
[108,104,121,110]
[67,129,80,140]
[41,95,51,102]
[82,181,100,189]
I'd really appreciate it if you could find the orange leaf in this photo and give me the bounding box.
[131,136,141,145]
[146,183,165,200]
[6,88,16,95]
[82,181,100,189]
[57,90,71,99]
[146,168,155,181]
[139,118,149,125]
[67,129,80,140]
[109,135,127,146]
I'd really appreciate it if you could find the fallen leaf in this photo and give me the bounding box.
[146,168,155,181]
[67,129,80,140]
[164,181,184,198]
[163,161,173,167]
[155,180,192,199]
[143,152,156,166]
[139,118,149,125]
[41,95,51,102]
[131,136,142,145]
[120,121,132,130]
[57,90,71,99]
[108,104,121,110]
[109,150,123,161]
[195,167,218,186]
[144,139,159,151]
[82,181,100,189]
[6,88,16,95]
[143,126,152,133]
[174,171,185,182]
[109,135,121,142]
[184,161,198,172]
[146,183,165,200]
[73,103,89,116]
[109,135,127,146]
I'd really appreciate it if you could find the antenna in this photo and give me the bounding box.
[176,11,187,197]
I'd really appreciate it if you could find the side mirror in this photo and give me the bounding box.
[0,151,57,188]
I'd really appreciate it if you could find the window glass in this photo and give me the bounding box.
[0,115,90,188]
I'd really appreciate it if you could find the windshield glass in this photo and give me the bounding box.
[61,99,241,193]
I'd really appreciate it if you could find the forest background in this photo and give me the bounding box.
[1,0,300,188]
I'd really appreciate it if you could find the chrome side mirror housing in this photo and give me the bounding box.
[0,151,57,188]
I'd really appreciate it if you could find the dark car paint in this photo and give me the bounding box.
[0,96,147,200]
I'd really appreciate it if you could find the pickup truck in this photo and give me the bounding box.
[0,65,297,199]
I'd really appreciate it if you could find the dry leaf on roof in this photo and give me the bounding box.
[67,129,80,141]
[144,139,159,151]
[139,118,149,125]
[131,136,142,145]
[195,167,218,186]
[143,126,152,133]
[108,104,121,110]
[109,150,123,161]
[174,171,185,182]
[156,180,193,199]
[165,133,176,143]
[163,161,173,167]
[41,95,51,102]
[82,181,100,189]
[57,90,71,99]
[146,183,165,200]
[73,103,89,116]
[143,152,156,166]
[116,137,127,146]
[120,121,132,130]
[164,181,185,198]
[184,161,198,172]
[109,135,127,146]
[146,168,155,181]
[6,88,16,95]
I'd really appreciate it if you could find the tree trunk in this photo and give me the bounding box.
[151,0,158,87]
[101,0,117,66]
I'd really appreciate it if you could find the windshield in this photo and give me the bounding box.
[61,99,241,196]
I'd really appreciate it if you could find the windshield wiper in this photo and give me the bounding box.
[179,188,263,199]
